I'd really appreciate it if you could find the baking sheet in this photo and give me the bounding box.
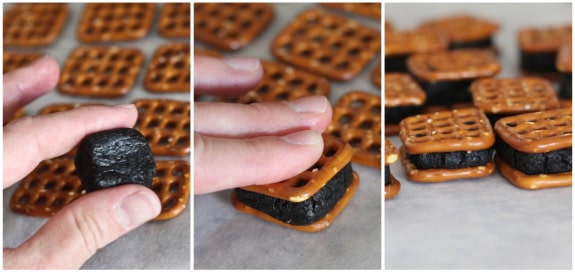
[385,3,572,269]
[193,3,381,269]
[2,3,190,269]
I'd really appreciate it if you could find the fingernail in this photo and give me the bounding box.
[285,96,328,113]
[281,130,323,145]
[223,57,261,72]
[114,103,136,110]
[116,190,161,229]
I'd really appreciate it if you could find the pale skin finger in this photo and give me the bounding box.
[193,55,263,97]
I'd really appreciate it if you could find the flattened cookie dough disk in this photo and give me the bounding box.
[272,9,381,81]
[75,128,156,192]
[232,134,359,232]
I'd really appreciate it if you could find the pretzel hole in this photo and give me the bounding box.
[319,56,331,64]
[163,198,177,210]
[351,100,365,109]
[27,179,39,189]
[280,43,293,53]
[182,122,190,131]
[415,133,427,137]
[276,92,289,100]
[37,165,50,174]
[177,137,189,146]
[86,66,97,73]
[343,29,356,37]
[81,79,93,87]
[172,168,184,177]
[118,66,129,75]
[97,80,108,88]
[300,49,313,58]
[350,138,362,148]
[61,183,75,192]
[154,106,166,113]
[368,143,381,154]
[169,182,180,193]
[171,107,185,115]
[148,119,160,128]
[329,130,341,138]
[254,8,266,17]
[348,48,360,57]
[339,114,353,125]
[113,80,124,88]
[152,183,162,193]
[52,198,65,208]
[241,21,252,29]
[307,83,318,94]
[463,120,476,125]
[44,181,56,190]
[257,85,269,94]
[166,121,178,130]
[150,74,162,82]
[293,178,309,188]
[331,41,343,51]
[226,14,236,22]
[289,79,303,87]
[174,60,185,69]
[19,195,30,205]
[271,72,283,80]
[159,136,171,145]
[360,120,374,130]
[325,147,337,157]
[336,61,350,70]
[505,122,517,128]
[36,196,47,205]
[131,23,142,31]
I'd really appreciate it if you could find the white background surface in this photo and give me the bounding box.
[385,3,572,269]
[2,3,190,269]
[194,3,382,269]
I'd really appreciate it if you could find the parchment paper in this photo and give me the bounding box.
[2,3,190,269]
[194,3,382,269]
[385,3,572,269]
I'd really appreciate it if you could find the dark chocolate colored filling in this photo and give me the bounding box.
[384,165,391,186]
[449,37,493,50]
[385,55,409,73]
[407,148,494,170]
[75,128,156,192]
[521,51,559,73]
[558,72,572,99]
[496,139,572,175]
[417,79,473,107]
[385,105,422,124]
[235,163,353,226]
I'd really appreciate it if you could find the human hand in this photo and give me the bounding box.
[3,56,161,269]
[194,56,333,194]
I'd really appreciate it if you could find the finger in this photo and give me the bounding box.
[3,55,60,118]
[3,185,161,269]
[195,96,332,138]
[3,104,137,187]
[193,55,263,97]
[194,130,324,194]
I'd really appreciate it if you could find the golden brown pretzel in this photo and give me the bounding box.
[320,3,381,20]
[326,91,381,168]
[3,52,43,74]
[151,160,190,220]
[385,73,426,107]
[134,99,190,157]
[58,47,145,97]
[519,25,571,53]
[158,3,190,38]
[418,14,499,44]
[471,77,560,114]
[77,3,155,42]
[272,9,381,81]
[399,108,495,154]
[495,156,572,190]
[194,3,274,51]
[3,3,68,47]
[494,108,572,153]
[385,29,449,57]
[371,62,381,89]
[556,42,572,73]
[144,43,190,93]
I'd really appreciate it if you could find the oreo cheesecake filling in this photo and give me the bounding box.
[385,55,409,73]
[418,80,473,106]
[520,51,558,73]
[385,105,422,124]
[235,163,353,226]
[450,37,493,50]
[496,139,572,175]
[406,148,494,170]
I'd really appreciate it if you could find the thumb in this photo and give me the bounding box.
[3,185,161,269]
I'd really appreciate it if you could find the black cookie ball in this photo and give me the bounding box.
[75,128,156,192]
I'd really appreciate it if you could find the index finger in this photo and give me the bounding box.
[193,55,263,97]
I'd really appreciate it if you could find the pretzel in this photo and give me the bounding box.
[3,52,43,74]
[418,14,499,46]
[158,3,190,38]
[319,3,381,20]
[77,3,155,42]
[58,47,145,97]
[385,73,427,108]
[3,3,68,47]
[494,108,572,153]
[194,3,274,51]
[11,158,85,217]
[218,60,330,104]
[272,9,381,81]
[471,77,560,115]
[519,25,571,53]
[134,99,190,157]
[144,43,190,93]
[400,146,495,182]
[407,49,501,82]
[10,158,190,220]
[151,160,190,220]
[232,134,359,232]
[399,108,495,154]
[385,139,400,200]
[385,29,449,57]
[495,156,571,190]
[556,42,572,73]
[371,62,381,89]
[325,91,381,168]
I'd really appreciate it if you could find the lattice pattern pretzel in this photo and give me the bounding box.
[272,9,381,81]
[407,49,500,81]
[194,3,274,51]
[152,160,190,220]
[144,43,190,93]
[3,3,68,47]
[320,3,381,20]
[158,3,190,38]
[326,91,381,168]
[134,99,190,157]
[58,47,144,97]
[77,3,155,42]
[399,108,495,154]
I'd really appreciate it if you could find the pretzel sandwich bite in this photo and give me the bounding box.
[399,108,496,182]
[232,134,359,232]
